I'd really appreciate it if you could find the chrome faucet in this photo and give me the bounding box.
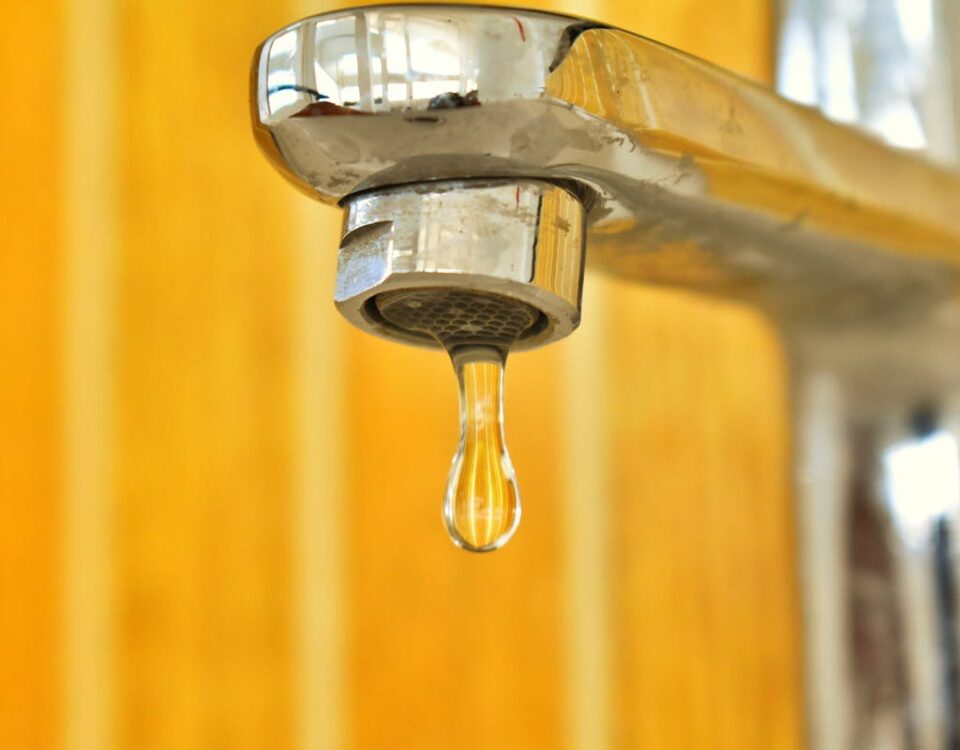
[251,5,960,746]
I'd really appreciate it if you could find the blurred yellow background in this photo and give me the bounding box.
[1,0,802,748]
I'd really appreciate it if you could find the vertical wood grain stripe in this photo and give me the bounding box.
[292,11,346,750]
[560,274,613,750]
[544,4,612,746]
[63,0,117,746]
[113,2,299,745]
[0,1,63,746]
[293,193,347,750]
[605,287,802,749]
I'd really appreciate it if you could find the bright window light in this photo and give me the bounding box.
[884,430,960,547]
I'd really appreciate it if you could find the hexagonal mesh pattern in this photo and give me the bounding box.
[375,289,541,348]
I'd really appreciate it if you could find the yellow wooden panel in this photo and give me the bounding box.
[112,2,302,747]
[606,285,800,749]
[600,0,773,81]
[0,3,62,748]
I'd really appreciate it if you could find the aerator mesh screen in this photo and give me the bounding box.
[375,289,541,348]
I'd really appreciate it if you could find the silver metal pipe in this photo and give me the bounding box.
[251,5,960,746]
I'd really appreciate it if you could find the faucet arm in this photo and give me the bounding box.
[253,6,960,334]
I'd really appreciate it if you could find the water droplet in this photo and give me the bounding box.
[443,345,520,552]
[373,288,535,553]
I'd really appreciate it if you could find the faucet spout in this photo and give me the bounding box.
[252,5,960,333]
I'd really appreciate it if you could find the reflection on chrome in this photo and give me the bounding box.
[797,384,960,748]
[777,0,955,161]
[777,2,960,744]
[884,427,960,548]
[263,12,489,120]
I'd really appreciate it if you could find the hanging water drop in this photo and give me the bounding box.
[375,288,540,553]
[444,346,520,552]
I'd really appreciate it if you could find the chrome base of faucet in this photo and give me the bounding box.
[335,179,586,350]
